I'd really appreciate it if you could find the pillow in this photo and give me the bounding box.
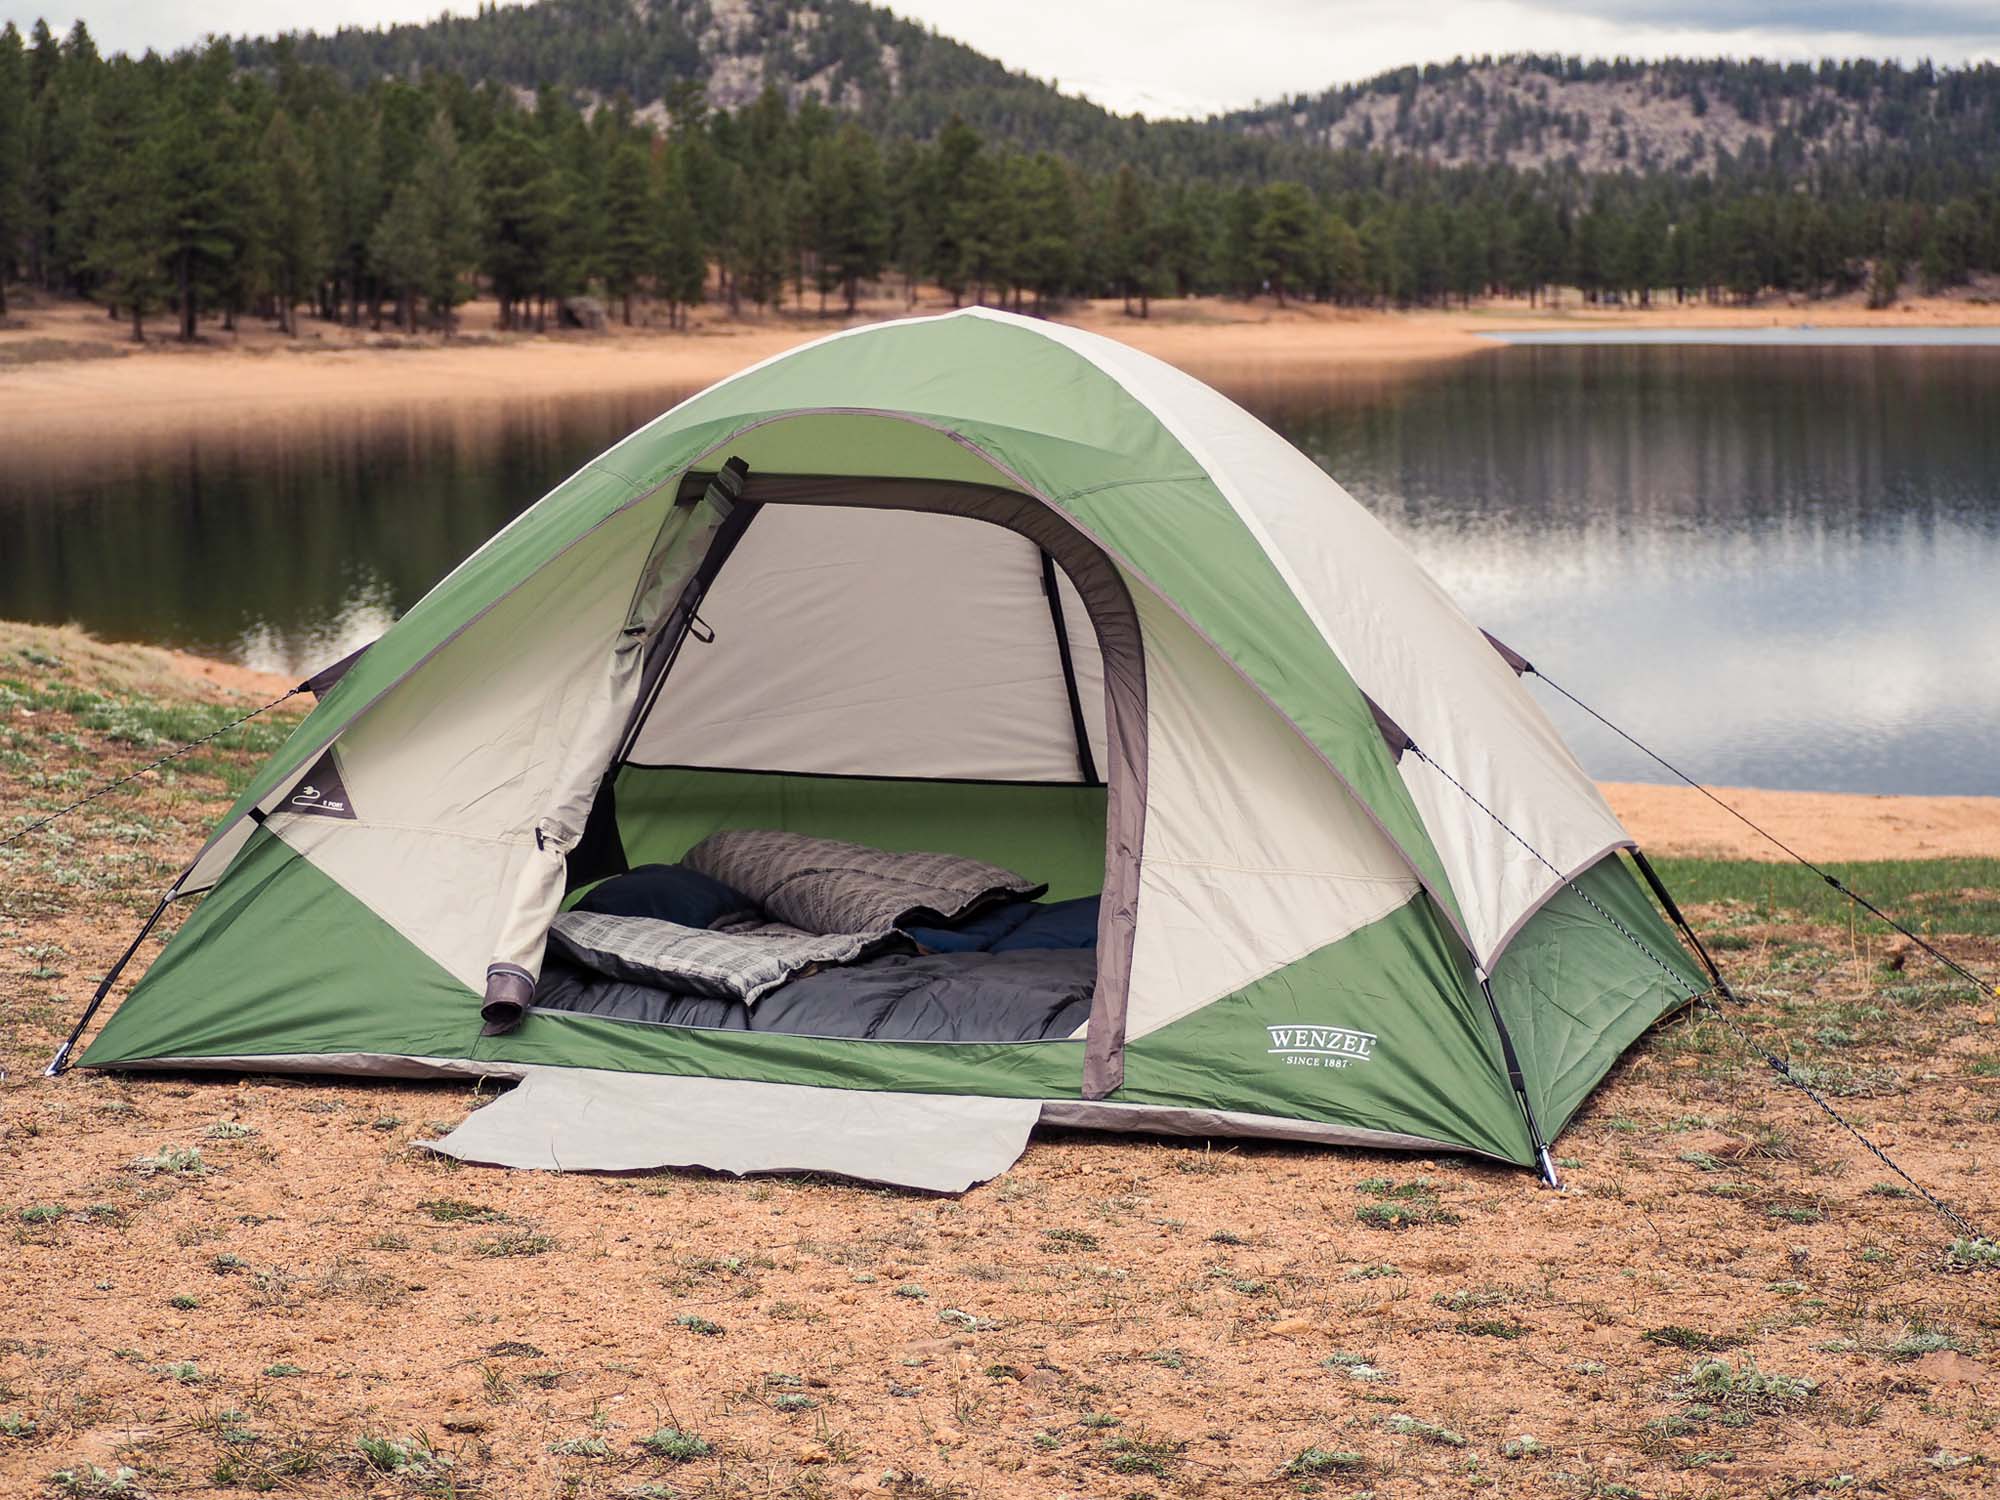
[900,899,1040,954]
[572,863,756,930]
[684,829,1044,936]
[990,895,1100,953]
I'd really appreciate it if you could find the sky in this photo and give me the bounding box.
[5,0,1997,117]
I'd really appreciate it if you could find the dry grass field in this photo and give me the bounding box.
[2,623,1997,1499]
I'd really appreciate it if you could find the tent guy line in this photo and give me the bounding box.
[1533,666,1999,1001]
[1404,738,1986,1243]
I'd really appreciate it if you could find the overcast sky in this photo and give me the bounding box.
[6,0,1997,117]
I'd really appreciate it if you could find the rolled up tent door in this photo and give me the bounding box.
[478,462,749,1035]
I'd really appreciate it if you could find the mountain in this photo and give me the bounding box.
[1224,56,2000,183]
[239,0,1127,147]
[235,7,2000,188]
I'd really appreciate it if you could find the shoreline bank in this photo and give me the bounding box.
[8,290,2000,451]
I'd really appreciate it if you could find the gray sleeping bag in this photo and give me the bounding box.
[534,948,1094,1043]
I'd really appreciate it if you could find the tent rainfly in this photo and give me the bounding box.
[70,308,1708,1192]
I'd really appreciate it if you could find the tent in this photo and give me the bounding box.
[72,308,1708,1192]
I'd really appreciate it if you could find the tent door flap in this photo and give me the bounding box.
[422,1068,1042,1192]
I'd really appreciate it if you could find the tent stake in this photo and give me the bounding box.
[1478,976,1560,1189]
[46,889,174,1076]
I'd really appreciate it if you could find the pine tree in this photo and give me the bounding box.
[930,115,981,305]
[818,122,887,315]
[0,25,29,314]
[1320,211,1365,304]
[28,19,95,294]
[1107,164,1152,317]
[368,179,432,331]
[74,58,167,340]
[883,137,934,305]
[600,136,653,324]
[737,174,788,312]
[260,108,324,334]
[319,99,382,326]
[653,146,706,329]
[478,112,565,330]
[154,42,243,341]
[1155,182,1209,299]
[1253,181,1315,305]
[1223,184,1261,296]
[414,110,479,329]
[1014,153,1077,314]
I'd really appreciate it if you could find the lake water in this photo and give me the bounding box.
[3,343,1996,796]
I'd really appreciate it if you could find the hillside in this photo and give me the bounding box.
[237,0,1149,160]
[1225,55,2000,182]
[231,8,2000,191]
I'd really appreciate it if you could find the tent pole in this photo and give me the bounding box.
[46,888,174,1076]
[1628,848,1739,1003]
[1477,975,1560,1188]
[1039,550,1100,785]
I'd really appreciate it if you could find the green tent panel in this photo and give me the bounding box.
[75,309,1712,1190]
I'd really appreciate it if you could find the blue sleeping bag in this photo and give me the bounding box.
[900,895,1100,954]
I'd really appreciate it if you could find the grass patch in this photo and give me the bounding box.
[128,1147,206,1177]
[1355,1178,1458,1230]
[1102,1432,1183,1476]
[1385,1413,1465,1446]
[1654,856,2000,936]
[44,1465,144,1497]
[1645,1325,1740,1352]
[1040,1226,1101,1252]
[1285,1447,1364,1476]
[356,1432,453,1479]
[469,1229,553,1258]
[1887,1329,1968,1361]
[1682,1357,1817,1412]
[1946,1238,1999,1271]
[638,1427,711,1460]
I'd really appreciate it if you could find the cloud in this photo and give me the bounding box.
[1526,1,2000,42]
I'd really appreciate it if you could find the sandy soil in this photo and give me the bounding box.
[1,625,1996,1498]
[6,284,1999,452]
[1605,783,2000,863]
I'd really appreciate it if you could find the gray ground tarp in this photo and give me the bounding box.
[423,1067,1043,1192]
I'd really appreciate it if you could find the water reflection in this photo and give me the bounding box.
[1235,346,2000,795]
[0,345,1995,795]
[0,389,691,673]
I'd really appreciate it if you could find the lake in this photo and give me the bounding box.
[3,342,1996,796]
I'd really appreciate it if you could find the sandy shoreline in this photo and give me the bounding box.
[7,289,2000,450]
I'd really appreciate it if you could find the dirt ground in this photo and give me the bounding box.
[2,623,1996,1497]
[5,280,1999,454]
[1603,784,2000,863]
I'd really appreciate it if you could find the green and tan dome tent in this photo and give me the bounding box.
[65,308,1708,1192]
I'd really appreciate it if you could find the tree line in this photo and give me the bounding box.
[2,19,1997,337]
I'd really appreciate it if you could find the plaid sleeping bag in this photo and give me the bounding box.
[547,832,1043,1004]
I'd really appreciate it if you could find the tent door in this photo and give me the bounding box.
[604,476,1149,1100]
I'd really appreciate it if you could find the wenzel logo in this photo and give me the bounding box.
[1266,1025,1377,1070]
